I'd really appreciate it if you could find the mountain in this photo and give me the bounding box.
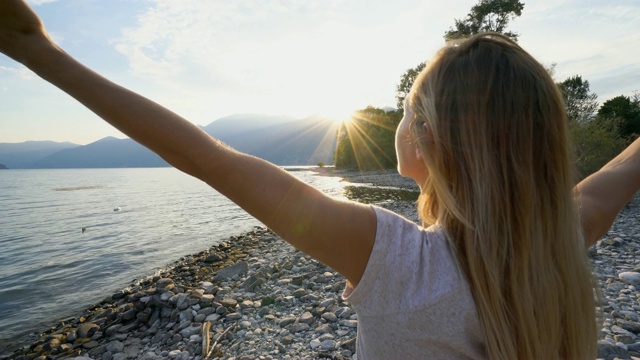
[203,114,338,165]
[0,163,7,169]
[0,141,79,168]
[30,137,168,168]
[0,114,340,168]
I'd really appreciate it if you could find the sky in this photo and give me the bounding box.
[1,0,639,145]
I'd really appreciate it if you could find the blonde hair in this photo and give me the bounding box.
[408,33,599,359]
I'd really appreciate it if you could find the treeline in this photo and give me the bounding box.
[334,107,402,170]
[334,0,639,180]
[560,77,639,179]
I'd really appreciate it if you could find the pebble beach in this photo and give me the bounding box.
[4,168,640,360]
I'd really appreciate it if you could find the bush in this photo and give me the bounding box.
[570,119,627,180]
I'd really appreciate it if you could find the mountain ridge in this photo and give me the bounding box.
[0,114,339,168]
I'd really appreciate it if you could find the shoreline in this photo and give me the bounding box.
[5,169,640,359]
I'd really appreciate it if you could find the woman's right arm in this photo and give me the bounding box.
[576,137,640,247]
[0,1,377,287]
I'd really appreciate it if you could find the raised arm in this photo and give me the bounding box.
[0,0,376,286]
[576,137,640,247]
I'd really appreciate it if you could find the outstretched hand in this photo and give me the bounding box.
[0,0,52,63]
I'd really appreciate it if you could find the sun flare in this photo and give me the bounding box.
[322,107,356,125]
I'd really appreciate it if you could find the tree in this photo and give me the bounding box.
[595,94,640,140]
[396,62,426,110]
[444,0,525,41]
[334,107,402,170]
[558,75,598,124]
[570,118,626,179]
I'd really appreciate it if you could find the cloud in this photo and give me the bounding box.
[110,0,433,118]
[27,0,58,6]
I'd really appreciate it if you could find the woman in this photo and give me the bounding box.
[1,1,639,358]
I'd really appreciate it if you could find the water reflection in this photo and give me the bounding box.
[343,185,420,204]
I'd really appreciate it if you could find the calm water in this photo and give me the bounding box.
[0,167,349,352]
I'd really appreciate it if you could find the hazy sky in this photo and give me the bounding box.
[1,0,638,145]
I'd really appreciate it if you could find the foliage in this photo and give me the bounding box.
[396,62,426,110]
[570,118,626,180]
[334,107,402,170]
[595,94,640,141]
[444,0,524,41]
[558,75,598,125]
[316,161,326,167]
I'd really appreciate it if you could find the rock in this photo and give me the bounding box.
[617,319,640,334]
[242,274,265,291]
[279,316,297,327]
[261,295,276,306]
[292,288,306,298]
[205,313,221,322]
[315,324,333,334]
[204,253,223,263]
[620,272,640,286]
[340,319,358,328]
[321,312,338,322]
[82,340,99,349]
[216,262,249,280]
[77,323,100,338]
[106,340,124,353]
[321,340,335,350]
[299,312,314,325]
[289,323,310,333]
[226,312,243,321]
[340,338,357,352]
[219,298,238,308]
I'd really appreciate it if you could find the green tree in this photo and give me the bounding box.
[396,62,426,110]
[334,107,402,170]
[570,118,626,179]
[444,0,525,41]
[595,94,640,140]
[558,75,598,124]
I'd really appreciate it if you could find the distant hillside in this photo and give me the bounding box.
[30,137,168,168]
[0,114,340,168]
[0,141,79,168]
[0,163,7,169]
[204,115,338,165]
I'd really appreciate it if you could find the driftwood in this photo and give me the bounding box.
[202,321,237,359]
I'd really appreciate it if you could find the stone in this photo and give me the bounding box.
[219,298,238,308]
[292,288,306,298]
[340,338,357,352]
[321,312,338,322]
[619,272,640,286]
[261,295,276,306]
[156,278,174,288]
[299,312,314,325]
[321,340,335,350]
[77,323,100,339]
[205,313,221,322]
[242,274,265,291]
[216,262,249,280]
[289,323,310,333]
[226,312,243,321]
[106,340,124,353]
[204,253,223,263]
[617,319,640,334]
[279,316,297,327]
[82,340,99,349]
[315,324,333,334]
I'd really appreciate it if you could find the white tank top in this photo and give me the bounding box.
[343,206,486,359]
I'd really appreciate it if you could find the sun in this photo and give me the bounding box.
[322,107,356,125]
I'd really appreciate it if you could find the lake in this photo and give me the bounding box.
[0,167,348,352]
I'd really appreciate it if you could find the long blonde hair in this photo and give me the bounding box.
[408,33,599,359]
